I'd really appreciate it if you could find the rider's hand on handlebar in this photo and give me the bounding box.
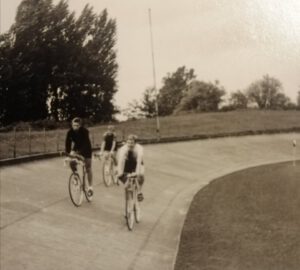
[94,152,102,159]
[68,152,84,161]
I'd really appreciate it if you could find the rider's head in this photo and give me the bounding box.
[107,125,115,132]
[72,117,82,131]
[126,134,137,150]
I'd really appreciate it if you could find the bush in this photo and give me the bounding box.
[31,119,57,130]
[219,105,236,112]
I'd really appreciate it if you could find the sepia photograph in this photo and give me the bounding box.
[1,0,300,269]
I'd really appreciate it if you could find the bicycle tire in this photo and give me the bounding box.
[68,173,83,207]
[125,189,135,231]
[134,187,141,223]
[111,162,118,185]
[102,159,113,187]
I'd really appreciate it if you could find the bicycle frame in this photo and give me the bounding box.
[124,174,141,230]
[64,155,91,206]
[126,175,140,192]
[65,157,86,181]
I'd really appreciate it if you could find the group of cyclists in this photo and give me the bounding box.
[65,117,145,201]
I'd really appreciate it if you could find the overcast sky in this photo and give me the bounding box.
[1,0,300,108]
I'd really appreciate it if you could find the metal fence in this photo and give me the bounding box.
[2,112,300,160]
[0,122,161,160]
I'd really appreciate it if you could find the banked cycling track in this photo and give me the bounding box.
[1,133,299,270]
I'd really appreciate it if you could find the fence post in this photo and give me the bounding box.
[28,127,31,155]
[13,127,17,158]
[56,132,59,152]
[293,139,297,166]
[43,128,46,153]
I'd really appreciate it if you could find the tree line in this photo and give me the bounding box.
[0,0,118,126]
[1,1,298,126]
[125,66,300,119]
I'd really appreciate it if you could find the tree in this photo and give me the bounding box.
[297,91,300,109]
[46,0,78,121]
[229,90,248,109]
[1,0,54,123]
[49,5,118,122]
[122,87,157,120]
[175,80,226,113]
[122,100,144,120]
[158,66,196,116]
[0,34,13,125]
[139,87,157,118]
[0,0,118,125]
[246,75,290,109]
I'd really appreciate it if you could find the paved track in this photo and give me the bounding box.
[1,134,299,270]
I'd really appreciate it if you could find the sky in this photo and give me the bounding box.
[1,0,300,109]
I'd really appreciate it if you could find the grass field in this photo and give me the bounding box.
[1,110,300,159]
[175,162,300,270]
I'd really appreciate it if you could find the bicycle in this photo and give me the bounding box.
[124,173,141,231]
[64,154,93,207]
[95,152,118,187]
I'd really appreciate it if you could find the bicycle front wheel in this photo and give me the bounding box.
[134,187,141,223]
[125,189,135,231]
[102,159,113,187]
[68,173,83,207]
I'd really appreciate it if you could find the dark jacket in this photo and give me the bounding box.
[65,127,92,158]
[103,131,117,151]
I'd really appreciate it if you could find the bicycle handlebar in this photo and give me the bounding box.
[123,173,138,179]
[93,152,102,159]
[61,151,85,161]
[94,151,114,160]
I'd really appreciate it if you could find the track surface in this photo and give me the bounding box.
[1,134,299,270]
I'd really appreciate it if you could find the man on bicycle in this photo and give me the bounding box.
[100,125,117,165]
[65,117,93,196]
[117,134,145,201]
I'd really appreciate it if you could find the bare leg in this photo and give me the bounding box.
[138,175,144,200]
[85,159,93,187]
[138,175,144,189]
[112,152,118,166]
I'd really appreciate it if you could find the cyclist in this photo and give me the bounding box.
[100,125,117,166]
[65,117,93,196]
[117,134,145,201]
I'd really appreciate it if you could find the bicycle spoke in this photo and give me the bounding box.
[126,189,135,230]
[103,159,113,187]
[69,173,83,207]
[134,188,141,223]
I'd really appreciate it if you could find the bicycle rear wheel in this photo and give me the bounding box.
[69,173,83,207]
[125,189,135,231]
[102,159,113,187]
[111,163,118,185]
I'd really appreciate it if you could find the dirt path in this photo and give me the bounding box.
[1,134,299,270]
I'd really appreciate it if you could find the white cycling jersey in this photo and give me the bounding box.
[117,143,144,176]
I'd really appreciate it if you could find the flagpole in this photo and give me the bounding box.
[0,0,2,34]
[148,8,160,141]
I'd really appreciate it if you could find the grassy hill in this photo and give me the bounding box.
[1,110,300,159]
